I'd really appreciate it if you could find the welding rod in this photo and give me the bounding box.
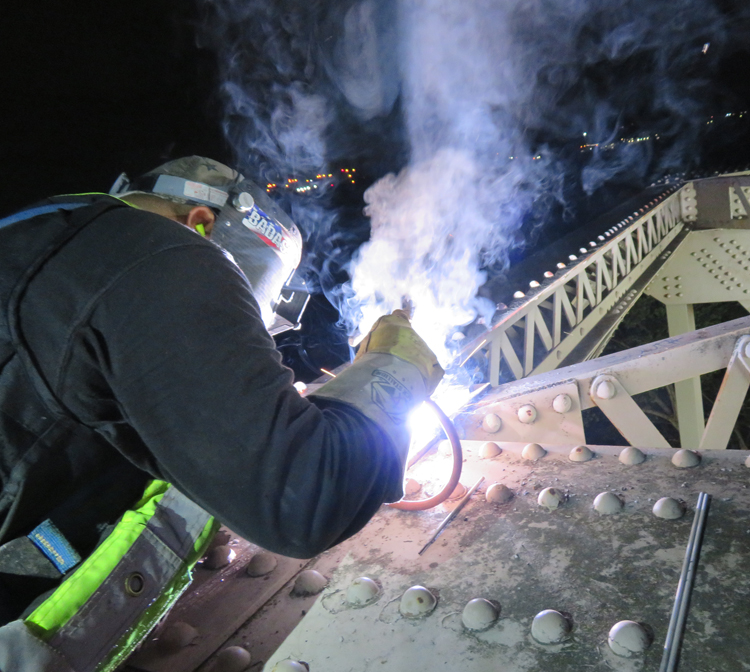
[418,476,485,556]
[658,491,711,672]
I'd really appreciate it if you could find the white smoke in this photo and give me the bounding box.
[201,0,744,367]
[343,0,555,362]
[338,0,735,363]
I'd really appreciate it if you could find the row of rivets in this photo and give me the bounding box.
[482,395,574,432]
[395,585,651,658]
[509,191,675,300]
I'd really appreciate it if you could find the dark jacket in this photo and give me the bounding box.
[0,195,401,622]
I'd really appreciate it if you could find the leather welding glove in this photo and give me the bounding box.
[310,310,445,475]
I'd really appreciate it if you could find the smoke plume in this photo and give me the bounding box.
[200,0,748,364]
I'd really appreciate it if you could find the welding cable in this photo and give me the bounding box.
[387,399,463,511]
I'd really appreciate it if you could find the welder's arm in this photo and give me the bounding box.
[311,311,444,471]
[59,243,436,560]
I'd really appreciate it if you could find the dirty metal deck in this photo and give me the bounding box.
[130,441,750,672]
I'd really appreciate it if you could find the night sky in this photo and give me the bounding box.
[3,1,750,379]
[1,2,227,215]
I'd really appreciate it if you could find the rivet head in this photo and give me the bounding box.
[234,191,255,212]
[204,545,236,570]
[594,492,623,514]
[400,586,437,618]
[292,570,327,597]
[537,487,562,510]
[480,441,502,458]
[522,442,547,460]
[596,380,617,399]
[462,598,500,631]
[517,404,537,424]
[246,552,278,577]
[214,646,252,671]
[486,483,513,503]
[346,577,381,606]
[672,449,700,468]
[552,394,572,413]
[569,445,594,462]
[157,621,199,653]
[271,662,309,672]
[653,497,684,519]
[482,413,502,433]
[619,446,646,465]
[531,609,571,644]
[608,620,652,657]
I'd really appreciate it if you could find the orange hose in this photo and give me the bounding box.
[387,399,463,511]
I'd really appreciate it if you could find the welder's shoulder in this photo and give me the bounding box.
[91,203,205,249]
[85,204,236,272]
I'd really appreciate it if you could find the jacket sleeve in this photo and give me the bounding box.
[61,243,405,559]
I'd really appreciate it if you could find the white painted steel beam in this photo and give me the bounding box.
[699,336,750,450]
[466,316,750,449]
[589,374,671,448]
[460,188,685,386]
[645,229,750,305]
[665,303,705,448]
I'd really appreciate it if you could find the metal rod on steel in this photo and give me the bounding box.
[659,492,711,672]
[418,476,485,556]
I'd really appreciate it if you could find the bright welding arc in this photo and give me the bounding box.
[387,398,463,511]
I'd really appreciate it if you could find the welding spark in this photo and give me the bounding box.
[407,381,471,455]
[320,368,337,378]
[702,43,710,54]
[459,339,487,368]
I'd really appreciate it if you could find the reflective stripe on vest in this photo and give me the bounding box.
[23,480,218,672]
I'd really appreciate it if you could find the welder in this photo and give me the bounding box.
[0,156,443,670]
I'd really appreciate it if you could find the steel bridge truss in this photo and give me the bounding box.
[461,173,750,450]
[463,315,750,451]
[462,188,687,385]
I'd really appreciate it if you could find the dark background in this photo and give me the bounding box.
[0,2,228,214]
[3,1,750,382]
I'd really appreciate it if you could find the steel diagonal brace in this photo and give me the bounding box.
[699,336,750,450]
[589,374,671,448]
[731,181,750,218]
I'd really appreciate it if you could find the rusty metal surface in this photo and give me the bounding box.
[227,441,750,672]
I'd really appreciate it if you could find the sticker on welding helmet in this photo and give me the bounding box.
[183,180,228,207]
[183,180,210,202]
[242,207,292,253]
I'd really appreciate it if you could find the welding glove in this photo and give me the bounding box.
[310,311,444,484]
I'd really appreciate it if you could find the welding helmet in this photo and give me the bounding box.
[110,156,309,335]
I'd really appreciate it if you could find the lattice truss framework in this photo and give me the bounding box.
[459,173,750,449]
